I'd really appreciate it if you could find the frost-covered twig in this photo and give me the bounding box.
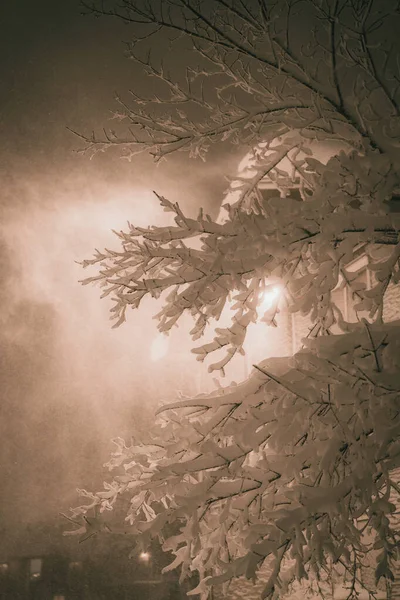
[68,323,400,599]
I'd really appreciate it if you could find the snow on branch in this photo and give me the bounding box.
[68,322,400,598]
[71,2,400,597]
[80,142,400,373]
[74,0,400,159]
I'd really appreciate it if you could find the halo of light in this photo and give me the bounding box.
[150,335,170,361]
[139,552,150,562]
[259,286,281,312]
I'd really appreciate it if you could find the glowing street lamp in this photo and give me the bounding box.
[258,286,281,313]
[139,551,150,563]
[239,285,283,378]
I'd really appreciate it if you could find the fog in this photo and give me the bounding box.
[0,152,239,540]
[0,0,246,549]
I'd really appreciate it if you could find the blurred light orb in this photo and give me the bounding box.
[259,286,281,312]
[139,552,150,562]
[150,335,170,361]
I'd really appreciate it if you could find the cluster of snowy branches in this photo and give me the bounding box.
[75,0,400,160]
[81,139,400,374]
[67,1,400,598]
[70,322,400,598]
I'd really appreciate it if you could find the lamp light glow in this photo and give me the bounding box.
[139,551,150,562]
[259,286,281,312]
[150,335,169,361]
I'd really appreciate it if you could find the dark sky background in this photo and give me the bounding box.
[0,0,240,541]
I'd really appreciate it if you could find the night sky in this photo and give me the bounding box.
[0,0,239,538]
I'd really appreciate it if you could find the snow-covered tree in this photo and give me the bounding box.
[68,1,400,598]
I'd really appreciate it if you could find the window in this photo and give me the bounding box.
[258,179,305,203]
[345,268,370,323]
[342,253,371,323]
[29,558,42,580]
[388,192,400,213]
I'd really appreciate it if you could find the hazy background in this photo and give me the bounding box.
[0,0,242,538]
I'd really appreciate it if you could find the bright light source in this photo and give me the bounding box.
[259,286,281,312]
[150,335,169,361]
[139,552,150,562]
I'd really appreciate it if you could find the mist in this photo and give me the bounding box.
[0,151,238,539]
[0,0,245,547]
